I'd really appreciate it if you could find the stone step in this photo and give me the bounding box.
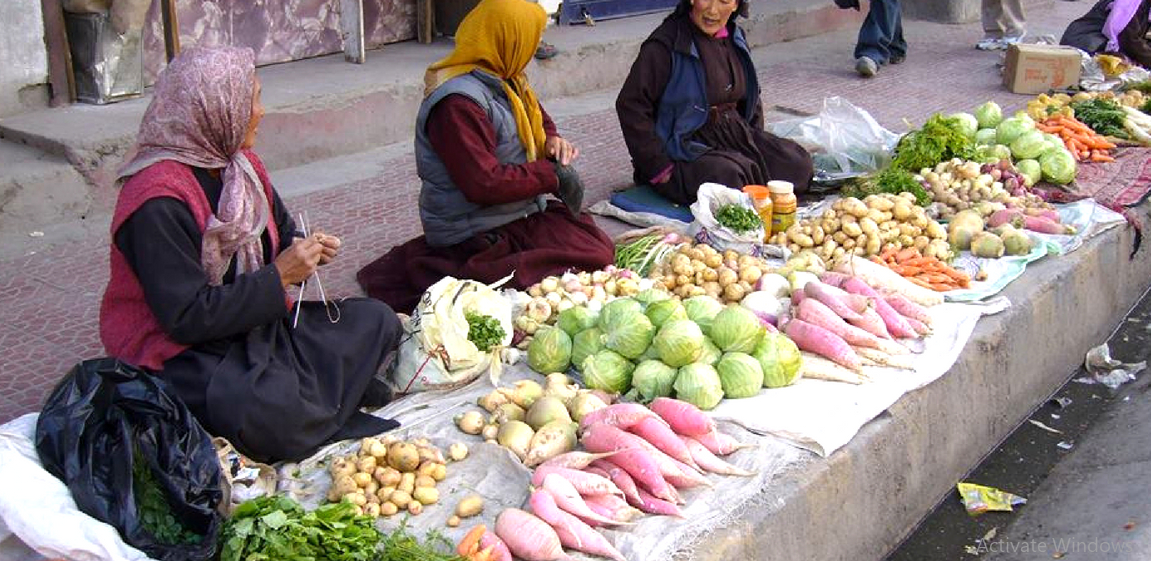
[0,139,91,244]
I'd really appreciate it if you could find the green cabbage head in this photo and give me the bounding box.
[974,128,998,146]
[581,350,634,394]
[974,101,1003,129]
[949,112,979,141]
[673,363,724,410]
[1010,130,1048,160]
[697,337,722,366]
[632,360,679,402]
[1015,159,1041,187]
[528,326,573,374]
[598,298,643,331]
[604,311,655,359]
[754,333,803,388]
[716,352,764,399]
[996,117,1034,146]
[557,306,598,336]
[572,327,605,370]
[652,319,705,367]
[645,299,688,329]
[682,296,725,336]
[708,306,765,354]
[1039,147,1077,185]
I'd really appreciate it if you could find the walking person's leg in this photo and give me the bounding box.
[978,0,1005,49]
[854,0,896,76]
[1000,0,1026,45]
[888,0,906,64]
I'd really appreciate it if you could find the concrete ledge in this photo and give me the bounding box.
[682,203,1151,560]
[0,141,91,238]
[905,0,1054,25]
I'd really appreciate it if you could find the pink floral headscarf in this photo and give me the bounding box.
[118,46,269,286]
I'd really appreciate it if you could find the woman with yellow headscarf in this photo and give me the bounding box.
[357,0,616,313]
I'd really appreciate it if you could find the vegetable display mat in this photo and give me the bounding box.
[711,298,1010,457]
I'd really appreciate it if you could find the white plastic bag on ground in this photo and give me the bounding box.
[687,183,777,256]
[770,96,900,178]
[392,276,515,393]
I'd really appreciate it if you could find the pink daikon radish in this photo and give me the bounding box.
[800,353,866,384]
[988,208,1023,228]
[542,473,628,526]
[628,487,685,517]
[584,494,645,524]
[531,466,622,497]
[902,316,931,337]
[784,318,863,372]
[628,416,700,469]
[590,460,643,505]
[681,437,755,476]
[847,306,893,340]
[796,298,906,355]
[693,429,754,456]
[650,397,716,436]
[819,271,852,287]
[853,346,916,370]
[663,457,712,488]
[530,490,627,561]
[495,508,571,561]
[834,256,944,306]
[1016,214,1075,235]
[585,445,676,504]
[1023,207,1061,222]
[584,423,706,489]
[840,277,920,339]
[579,403,664,433]
[791,289,806,307]
[540,451,619,470]
[480,532,513,561]
[804,281,865,320]
[884,294,933,326]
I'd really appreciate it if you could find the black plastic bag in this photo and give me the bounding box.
[35,358,223,561]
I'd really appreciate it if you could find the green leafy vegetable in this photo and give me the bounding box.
[466,312,505,352]
[221,496,381,561]
[842,167,931,206]
[1070,98,1129,138]
[714,204,763,235]
[379,520,466,561]
[133,448,201,546]
[892,114,977,173]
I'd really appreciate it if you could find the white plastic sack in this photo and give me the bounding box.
[0,414,150,561]
[770,96,900,178]
[687,183,779,257]
[392,276,515,393]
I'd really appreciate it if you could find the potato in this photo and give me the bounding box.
[352,505,364,517]
[352,472,373,488]
[329,457,357,479]
[449,442,468,462]
[865,237,882,256]
[723,283,746,302]
[415,474,436,489]
[364,480,379,496]
[456,494,485,518]
[408,501,424,515]
[418,446,443,465]
[378,486,396,503]
[417,461,438,478]
[413,486,440,505]
[364,503,381,518]
[913,236,930,251]
[365,491,380,504]
[389,490,412,508]
[345,492,368,507]
[357,455,377,474]
[399,472,416,494]
[333,474,358,497]
[739,266,762,284]
[841,222,862,238]
[447,515,462,527]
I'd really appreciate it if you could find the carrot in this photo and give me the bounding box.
[907,276,933,289]
[901,256,933,267]
[929,283,955,292]
[459,525,488,558]
[895,247,919,263]
[879,247,899,262]
[1091,152,1115,162]
[897,266,924,276]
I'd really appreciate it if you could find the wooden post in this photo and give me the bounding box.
[160,0,180,62]
[340,0,365,63]
[40,0,74,105]
[417,0,435,44]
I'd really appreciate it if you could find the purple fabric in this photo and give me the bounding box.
[1105,0,1149,52]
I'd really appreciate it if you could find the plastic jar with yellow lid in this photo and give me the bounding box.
[767,180,797,235]
[741,185,773,242]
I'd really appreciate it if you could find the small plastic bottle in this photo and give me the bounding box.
[768,180,797,235]
[741,185,773,242]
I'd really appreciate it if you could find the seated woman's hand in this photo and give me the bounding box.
[545,136,580,166]
[274,237,325,288]
[315,232,341,265]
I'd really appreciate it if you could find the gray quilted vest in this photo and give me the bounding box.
[415,70,547,247]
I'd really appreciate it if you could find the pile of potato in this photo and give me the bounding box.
[647,243,770,303]
[771,193,952,262]
[326,436,466,519]
[919,160,1050,221]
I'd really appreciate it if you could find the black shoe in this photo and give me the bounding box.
[890,54,906,64]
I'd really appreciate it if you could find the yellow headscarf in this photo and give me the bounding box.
[424,0,549,161]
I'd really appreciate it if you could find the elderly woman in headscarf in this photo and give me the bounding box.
[100,47,402,463]
[357,0,615,314]
[615,0,814,205]
[1062,0,1151,69]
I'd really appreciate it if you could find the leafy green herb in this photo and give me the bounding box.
[891,114,977,173]
[133,448,202,545]
[379,520,466,561]
[1125,80,1151,94]
[1141,98,1151,116]
[1071,98,1128,138]
[466,312,506,352]
[842,167,931,206]
[714,204,763,234]
[220,495,381,561]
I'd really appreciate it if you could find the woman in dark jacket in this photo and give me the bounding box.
[1062,0,1151,69]
[615,0,813,205]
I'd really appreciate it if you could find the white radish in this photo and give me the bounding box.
[681,437,756,477]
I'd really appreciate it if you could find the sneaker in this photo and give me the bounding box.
[976,37,1004,50]
[889,53,906,64]
[1002,32,1026,47]
[855,56,878,77]
[534,41,559,60]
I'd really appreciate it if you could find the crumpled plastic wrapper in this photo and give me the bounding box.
[957,482,1027,515]
[1078,50,1151,92]
[1081,343,1147,389]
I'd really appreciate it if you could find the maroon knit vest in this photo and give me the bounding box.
[100,151,282,370]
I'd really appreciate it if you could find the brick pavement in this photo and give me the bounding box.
[0,2,1088,422]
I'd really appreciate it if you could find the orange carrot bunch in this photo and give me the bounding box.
[1036,115,1116,163]
[871,247,970,292]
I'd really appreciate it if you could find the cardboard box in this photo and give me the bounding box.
[1003,44,1082,95]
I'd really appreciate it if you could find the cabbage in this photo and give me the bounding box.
[598,298,643,331]
[557,306,598,336]
[974,128,998,146]
[974,101,1003,129]
[697,337,722,366]
[645,299,688,329]
[638,344,661,362]
[528,326,573,373]
[652,319,705,367]
[572,328,605,370]
[716,352,764,399]
[1015,159,1041,186]
[1042,132,1064,153]
[682,296,725,336]
[673,363,724,410]
[1010,130,1048,160]
[949,112,979,141]
[976,144,1013,164]
[632,360,678,402]
[1039,148,1077,185]
[604,312,655,359]
[754,333,803,388]
[635,288,672,306]
[708,306,765,354]
[996,117,1033,146]
[581,350,634,394]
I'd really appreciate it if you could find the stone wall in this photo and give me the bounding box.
[0,0,49,117]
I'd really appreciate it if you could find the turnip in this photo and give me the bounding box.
[692,429,754,456]
[649,397,716,436]
[530,465,623,496]
[578,403,664,433]
[627,416,700,469]
[681,436,755,476]
[495,508,571,561]
[784,319,863,372]
[530,489,628,561]
[589,460,644,505]
[542,473,630,526]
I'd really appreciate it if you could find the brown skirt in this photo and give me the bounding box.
[357,202,616,313]
[651,107,814,205]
